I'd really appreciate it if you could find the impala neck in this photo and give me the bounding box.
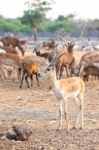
[50,66,58,88]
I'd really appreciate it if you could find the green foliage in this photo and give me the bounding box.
[0,15,75,33]
[0,13,77,34]
[41,15,75,32]
[21,9,45,28]
[0,18,31,33]
[21,0,53,40]
[21,0,52,29]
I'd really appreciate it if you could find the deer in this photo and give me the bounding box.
[0,35,26,55]
[19,60,40,88]
[0,52,22,81]
[78,58,99,82]
[35,49,51,60]
[0,45,19,55]
[35,40,76,79]
[81,64,99,82]
[53,41,76,79]
[73,51,99,76]
[42,40,57,50]
[0,45,41,81]
[38,55,85,132]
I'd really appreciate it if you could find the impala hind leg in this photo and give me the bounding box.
[12,67,18,81]
[20,71,25,88]
[74,95,84,129]
[57,99,63,131]
[25,74,30,88]
[79,94,84,129]
[73,97,81,129]
[64,98,69,132]
[36,73,40,87]
[30,74,33,87]
[0,65,8,81]
[65,65,70,78]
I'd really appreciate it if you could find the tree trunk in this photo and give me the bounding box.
[32,28,37,41]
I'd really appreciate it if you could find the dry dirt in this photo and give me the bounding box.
[0,51,99,150]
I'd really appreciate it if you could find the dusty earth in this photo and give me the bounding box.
[0,51,99,150]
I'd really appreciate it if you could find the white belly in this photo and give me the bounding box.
[52,88,64,99]
[67,92,79,98]
[52,88,79,99]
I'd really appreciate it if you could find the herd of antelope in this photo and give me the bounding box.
[0,35,99,132]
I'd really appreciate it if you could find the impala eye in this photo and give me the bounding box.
[47,68,50,71]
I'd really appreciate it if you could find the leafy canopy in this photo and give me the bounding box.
[21,0,52,28]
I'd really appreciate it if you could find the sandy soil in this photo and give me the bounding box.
[0,51,99,150]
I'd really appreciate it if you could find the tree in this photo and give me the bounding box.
[21,0,53,41]
[56,15,65,21]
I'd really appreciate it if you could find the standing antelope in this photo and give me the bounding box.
[73,51,99,76]
[39,58,85,132]
[20,60,40,88]
[54,41,76,79]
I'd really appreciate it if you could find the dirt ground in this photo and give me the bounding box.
[0,51,99,150]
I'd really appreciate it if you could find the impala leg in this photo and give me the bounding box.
[20,71,25,88]
[0,66,8,80]
[36,73,40,87]
[18,68,22,80]
[12,67,15,81]
[14,67,18,80]
[56,64,61,80]
[60,66,64,79]
[79,95,84,129]
[64,98,69,132]
[30,74,33,86]
[74,97,81,129]
[65,65,69,78]
[57,99,63,131]
[25,74,30,88]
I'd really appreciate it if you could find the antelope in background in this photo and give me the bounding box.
[52,41,76,79]
[0,35,27,55]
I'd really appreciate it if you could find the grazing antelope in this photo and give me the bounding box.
[38,57,85,132]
